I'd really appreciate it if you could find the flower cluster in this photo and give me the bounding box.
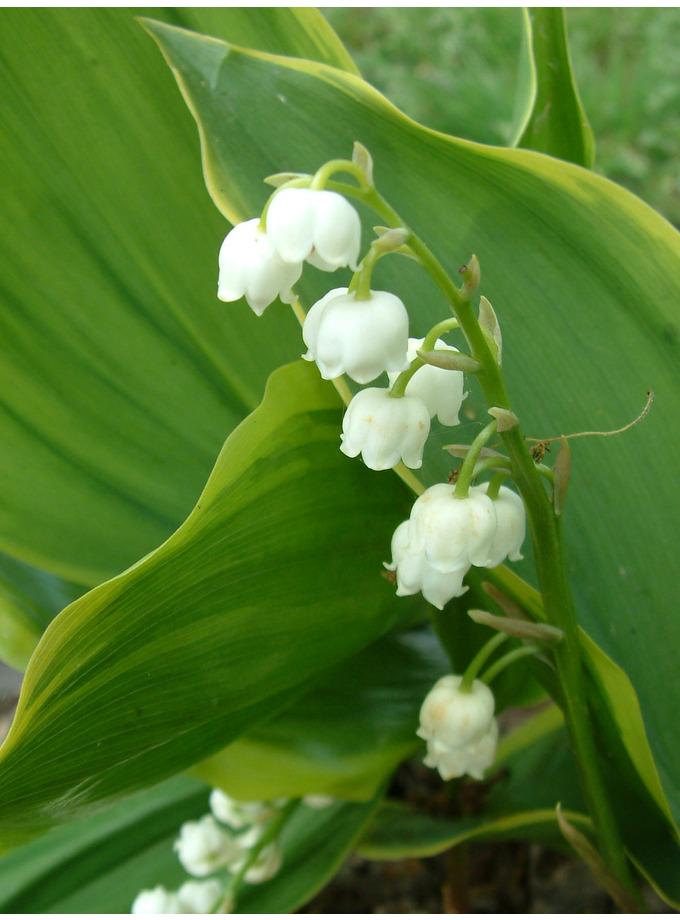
[386,482,526,609]
[131,789,285,914]
[217,189,361,315]
[417,675,498,781]
[216,157,532,797]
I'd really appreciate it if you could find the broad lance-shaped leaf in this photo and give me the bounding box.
[144,19,680,837]
[0,5,355,661]
[0,361,414,849]
[192,626,451,802]
[0,8,327,587]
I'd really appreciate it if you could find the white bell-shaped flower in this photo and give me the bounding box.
[131,886,182,914]
[472,483,526,568]
[230,842,283,884]
[340,387,430,470]
[217,218,302,315]
[266,188,361,271]
[423,719,499,781]
[418,675,495,748]
[385,521,469,610]
[388,337,466,426]
[174,814,239,878]
[407,482,498,572]
[418,675,498,781]
[302,287,409,384]
[209,788,274,829]
[176,879,223,913]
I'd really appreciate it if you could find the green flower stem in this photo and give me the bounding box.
[311,158,369,192]
[421,317,460,351]
[485,470,509,500]
[217,799,300,913]
[481,644,540,685]
[351,244,382,301]
[389,356,424,398]
[460,631,510,691]
[329,178,642,906]
[454,419,498,498]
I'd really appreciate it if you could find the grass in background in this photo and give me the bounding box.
[324,8,680,227]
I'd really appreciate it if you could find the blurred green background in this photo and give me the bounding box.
[325,8,680,227]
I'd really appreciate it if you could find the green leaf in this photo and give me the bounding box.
[0,776,208,912]
[168,7,359,73]
[143,18,680,843]
[0,361,412,848]
[517,8,595,165]
[192,626,450,802]
[0,8,308,585]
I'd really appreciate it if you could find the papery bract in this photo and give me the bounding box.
[341,387,430,470]
[266,188,361,270]
[217,218,302,315]
[302,287,409,384]
[389,337,466,425]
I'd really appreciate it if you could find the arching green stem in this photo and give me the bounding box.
[454,419,498,498]
[481,644,541,685]
[460,631,510,692]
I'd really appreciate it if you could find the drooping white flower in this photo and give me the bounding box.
[472,483,526,568]
[302,287,409,384]
[266,188,361,271]
[418,675,498,781]
[173,814,239,878]
[340,387,430,470]
[230,842,283,884]
[176,879,224,913]
[423,719,499,781]
[388,337,466,426]
[385,520,469,610]
[407,482,498,572]
[209,788,275,829]
[217,218,302,316]
[131,886,182,914]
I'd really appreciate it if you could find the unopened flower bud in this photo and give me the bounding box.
[217,219,302,315]
[266,188,361,271]
[341,387,430,470]
[174,815,239,877]
[389,338,466,426]
[303,287,409,384]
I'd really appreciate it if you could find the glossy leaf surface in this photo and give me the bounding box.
[0,362,411,848]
